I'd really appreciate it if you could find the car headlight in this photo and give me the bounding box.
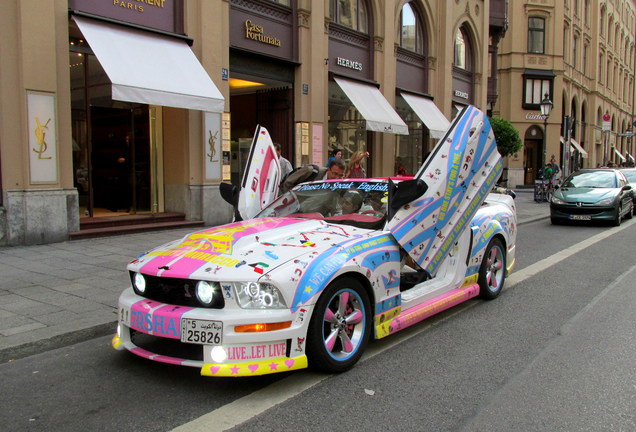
[132,272,147,295]
[595,197,616,206]
[196,281,221,307]
[233,282,287,309]
[551,195,566,205]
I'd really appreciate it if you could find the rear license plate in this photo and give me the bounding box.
[570,215,592,220]
[181,318,223,345]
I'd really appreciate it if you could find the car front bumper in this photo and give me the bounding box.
[112,288,310,377]
[549,203,617,222]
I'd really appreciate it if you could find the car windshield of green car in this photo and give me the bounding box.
[563,171,617,188]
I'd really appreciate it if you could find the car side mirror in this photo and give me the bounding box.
[388,178,428,220]
[219,182,243,221]
[220,182,239,206]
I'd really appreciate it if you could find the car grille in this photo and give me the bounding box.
[130,272,225,309]
[552,204,610,215]
[130,329,204,361]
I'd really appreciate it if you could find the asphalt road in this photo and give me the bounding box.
[1,218,635,432]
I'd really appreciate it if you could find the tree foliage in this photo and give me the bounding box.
[489,117,522,158]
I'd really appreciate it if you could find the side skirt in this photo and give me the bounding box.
[375,284,480,339]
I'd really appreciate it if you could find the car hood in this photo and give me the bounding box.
[555,187,619,203]
[128,217,375,280]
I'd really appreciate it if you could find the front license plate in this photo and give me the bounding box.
[570,215,592,220]
[181,318,223,345]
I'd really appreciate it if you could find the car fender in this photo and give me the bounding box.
[466,202,516,278]
[265,233,401,313]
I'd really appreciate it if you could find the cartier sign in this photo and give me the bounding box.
[525,112,545,120]
[245,20,281,47]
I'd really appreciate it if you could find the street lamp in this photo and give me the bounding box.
[540,92,553,177]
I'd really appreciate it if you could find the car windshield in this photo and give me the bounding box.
[562,171,617,188]
[621,170,636,183]
[256,180,389,229]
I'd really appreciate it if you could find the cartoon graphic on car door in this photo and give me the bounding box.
[237,125,281,220]
[387,106,503,276]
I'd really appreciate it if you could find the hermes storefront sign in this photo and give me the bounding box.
[336,57,363,71]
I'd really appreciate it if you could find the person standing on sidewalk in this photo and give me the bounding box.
[274,143,293,180]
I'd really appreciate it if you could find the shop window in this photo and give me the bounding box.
[528,17,545,54]
[329,0,368,34]
[523,76,552,109]
[398,2,423,54]
[395,95,426,175]
[454,28,469,70]
[327,80,368,166]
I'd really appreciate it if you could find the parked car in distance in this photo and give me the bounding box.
[550,169,634,225]
[619,168,636,215]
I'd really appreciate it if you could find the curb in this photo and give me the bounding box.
[0,321,116,364]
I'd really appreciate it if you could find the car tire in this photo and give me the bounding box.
[306,277,371,373]
[613,202,623,226]
[626,201,634,219]
[550,217,561,225]
[478,238,506,300]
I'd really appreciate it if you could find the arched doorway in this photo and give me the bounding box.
[524,126,544,184]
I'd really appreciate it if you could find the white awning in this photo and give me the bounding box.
[74,16,224,112]
[570,138,589,158]
[614,148,626,162]
[400,93,450,139]
[560,136,589,159]
[334,76,408,135]
[628,154,635,163]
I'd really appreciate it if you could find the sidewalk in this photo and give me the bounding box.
[0,190,549,362]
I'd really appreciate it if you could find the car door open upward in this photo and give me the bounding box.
[387,106,503,277]
[237,125,281,220]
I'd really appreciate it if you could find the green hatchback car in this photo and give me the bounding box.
[550,169,634,225]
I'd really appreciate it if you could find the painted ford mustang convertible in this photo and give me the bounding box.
[112,106,517,377]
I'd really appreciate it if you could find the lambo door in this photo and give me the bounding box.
[386,106,503,276]
[237,125,281,220]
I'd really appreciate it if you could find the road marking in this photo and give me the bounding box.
[506,219,634,288]
[172,220,633,432]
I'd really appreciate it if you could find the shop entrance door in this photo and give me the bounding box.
[88,106,151,216]
[523,139,540,184]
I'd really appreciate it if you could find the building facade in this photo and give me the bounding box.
[496,0,635,188]
[0,0,493,246]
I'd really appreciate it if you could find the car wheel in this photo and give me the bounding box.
[478,238,506,300]
[613,202,623,226]
[306,277,371,373]
[626,201,634,219]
